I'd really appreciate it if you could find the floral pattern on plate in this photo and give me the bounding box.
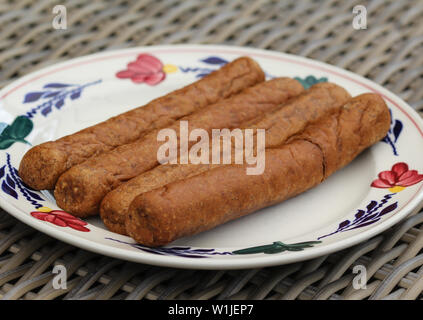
[0,46,422,269]
[319,162,423,240]
[31,207,89,232]
[116,54,166,85]
[371,162,423,193]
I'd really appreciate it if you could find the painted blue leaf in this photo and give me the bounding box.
[196,73,210,78]
[164,246,190,251]
[173,254,207,258]
[379,202,398,216]
[138,248,164,255]
[43,91,61,98]
[23,92,45,103]
[179,67,199,72]
[393,120,403,142]
[2,180,17,199]
[192,248,215,252]
[5,174,15,189]
[55,99,64,109]
[70,91,81,100]
[43,83,71,88]
[355,209,365,219]
[350,219,380,230]
[41,106,52,116]
[0,165,5,179]
[359,212,379,224]
[26,190,44,201]
[201,57,228,65]
[338,220,350,229]
[367,200,377,212]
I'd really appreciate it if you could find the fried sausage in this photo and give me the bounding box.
[125,93,390,246]
[100,82,351,234]
[19,57,265,190]
[54,78,304,217]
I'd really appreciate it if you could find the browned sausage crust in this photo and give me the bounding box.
[100,82,351,234]
[18,57,265,190]
[125,93,390,246]
[101,163,211,234]
[55,78,304,217]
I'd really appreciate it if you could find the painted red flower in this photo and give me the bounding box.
[371,162,423,192]
[116,54,166,85]
[31,207,90,232]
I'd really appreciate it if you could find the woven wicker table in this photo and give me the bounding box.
[1,0,423,300]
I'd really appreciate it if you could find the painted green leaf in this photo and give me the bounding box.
[286,241,322,247]
[0,116,33,150]
[8,116,33,139]
[0,138,16,150]
[233,243,278,255]
[233,240,322,255]
[263,247,287,254]
[294,76,328,89]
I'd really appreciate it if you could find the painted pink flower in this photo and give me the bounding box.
[31,207,90,232]
[371,162,423,192]
[116,54,166,85]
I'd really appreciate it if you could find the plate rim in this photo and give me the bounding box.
[1,44,423,270]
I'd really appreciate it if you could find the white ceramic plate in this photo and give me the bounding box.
[1,44,423,270]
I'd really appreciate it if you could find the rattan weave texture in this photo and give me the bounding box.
[0,0,423,300]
